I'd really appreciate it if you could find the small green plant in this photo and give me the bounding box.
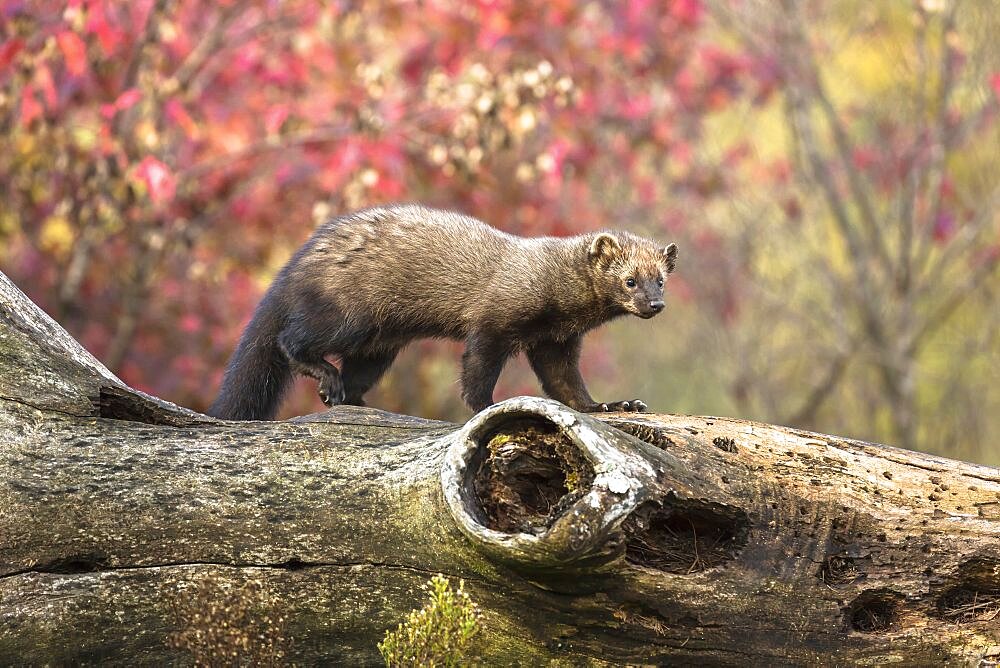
[378,574,481,667]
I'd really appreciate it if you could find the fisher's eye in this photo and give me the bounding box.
[625,277,636,288]
[657,276,664,287]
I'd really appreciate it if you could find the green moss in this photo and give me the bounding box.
[487,433,512,450]
[564,470,581,493]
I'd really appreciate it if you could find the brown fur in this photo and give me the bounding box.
[207,204,677,420]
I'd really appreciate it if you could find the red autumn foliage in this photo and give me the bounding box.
[1,0,760,418]
[18,1,996,428]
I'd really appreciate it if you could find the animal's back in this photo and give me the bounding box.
[295,204,516,337]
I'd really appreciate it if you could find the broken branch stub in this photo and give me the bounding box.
[441,397,748,576]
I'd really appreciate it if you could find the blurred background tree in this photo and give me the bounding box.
[1,0,996,464]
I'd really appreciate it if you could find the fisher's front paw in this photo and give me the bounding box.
[317,373,345,407]
[580,399,647,413]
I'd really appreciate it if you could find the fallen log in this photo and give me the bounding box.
[1,270,998,665]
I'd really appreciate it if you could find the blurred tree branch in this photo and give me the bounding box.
[708,0,999,453]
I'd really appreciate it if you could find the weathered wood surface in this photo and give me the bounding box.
[1,270,999,666]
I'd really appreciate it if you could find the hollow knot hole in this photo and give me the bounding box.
[622,500,749,574]
[846,589,903,633]
[817,554,867,587]
[472,418,595,534]
[935,559,1000,624]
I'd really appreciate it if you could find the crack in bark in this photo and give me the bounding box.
[789,427,1000,483]
[0,559,484,583]
[871,452,1000,484]
[0,394,90,419]
[317,420,454,430]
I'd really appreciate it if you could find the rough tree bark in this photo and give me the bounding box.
[1,270,999,666]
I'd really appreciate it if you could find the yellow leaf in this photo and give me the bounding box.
[15,133,36,156]
[70,124,98,151]
[0,211,20,237]
[39,215,75,257]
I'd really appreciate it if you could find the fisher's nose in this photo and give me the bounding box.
[648,300,665,313]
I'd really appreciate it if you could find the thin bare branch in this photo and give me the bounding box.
[103,230,168,372]
[56,206,97,321]
[786,351,852,427]
[795,43,894,275]
[185,14,305,101]
[171,4,245,93]
[179,125,354,181]
[112,0,168,136]
[908,250,1000,357]
[784,82,889,350]
[916,183,1000,298]
[896,6,936,296]
[910,4,960,282]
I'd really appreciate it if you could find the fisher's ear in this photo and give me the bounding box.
[589,233,622,266]
[662,243,678,274]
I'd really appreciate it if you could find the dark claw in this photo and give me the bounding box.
[597,399,648,412]
[578,401,648,413]
[318,374,345,407]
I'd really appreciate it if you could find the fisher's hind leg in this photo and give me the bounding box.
[277,326,344,406]
[276,307,376,408]
[340,346,401,406]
